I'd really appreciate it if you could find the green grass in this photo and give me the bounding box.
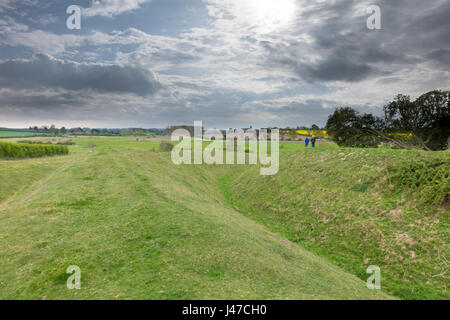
[1,136,446,299]
[220,143,449,299]
[0,130,36,138]
[0,137,393,299]
[0,156,69,203]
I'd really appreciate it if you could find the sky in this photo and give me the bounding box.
[0,0,449,129]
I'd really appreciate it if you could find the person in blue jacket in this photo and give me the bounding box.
[305,137,310,148]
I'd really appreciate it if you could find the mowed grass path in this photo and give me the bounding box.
[0,138,391,299]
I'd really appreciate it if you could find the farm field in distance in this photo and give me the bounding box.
[0,130,38,138]
[0,137,447,299]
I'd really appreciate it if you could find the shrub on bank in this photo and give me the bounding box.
[389,158,450,206]
[0,141,69,159]
[159,141,174,152]
[56,140,75,145]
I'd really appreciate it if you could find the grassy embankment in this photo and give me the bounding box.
[1,136,447,299]
[221,142,449,299]
[0,137,392,299]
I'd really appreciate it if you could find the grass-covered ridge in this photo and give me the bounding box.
[221,145,449,299]
[0,141,69,159]
[0,137,392,299]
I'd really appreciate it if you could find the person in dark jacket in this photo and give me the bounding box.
[311,137,317,148]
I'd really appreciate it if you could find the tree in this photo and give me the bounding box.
[326,107,381,147]
[120,130,133,136]
[384,90,449,150]
[70,127,84,134]
[60,127,67,135]
[311,124,320,130]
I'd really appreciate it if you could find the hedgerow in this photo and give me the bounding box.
[0,141,69,159]
[17,140,75,145]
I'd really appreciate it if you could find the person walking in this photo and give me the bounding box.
[311,137,316,148]
[305,137,310,148]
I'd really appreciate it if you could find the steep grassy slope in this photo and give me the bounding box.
[0,138,390,299]
[221,144,449,299]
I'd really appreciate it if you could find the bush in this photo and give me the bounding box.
[56,140,75,145]
[0,141,69,159]
[389,158,450,206]
[17,140,46,144]
[159,141,174,152]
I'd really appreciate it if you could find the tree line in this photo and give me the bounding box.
[326,90,449,151]
[26,126,165,136]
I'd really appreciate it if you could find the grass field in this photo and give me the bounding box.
[0,137,447,299]
[0,131,36,138]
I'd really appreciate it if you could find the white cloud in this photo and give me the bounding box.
[83,0,152,18]
[0,0,15,12]
[0,15,151,54]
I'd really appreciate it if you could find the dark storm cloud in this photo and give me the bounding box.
[0,90,87,110]
[278,56,375,83]
[264,0,450,82]
[0,54,161,96]
[256,99,383,127]
[427,50,450,68]
[263,100,333,124]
